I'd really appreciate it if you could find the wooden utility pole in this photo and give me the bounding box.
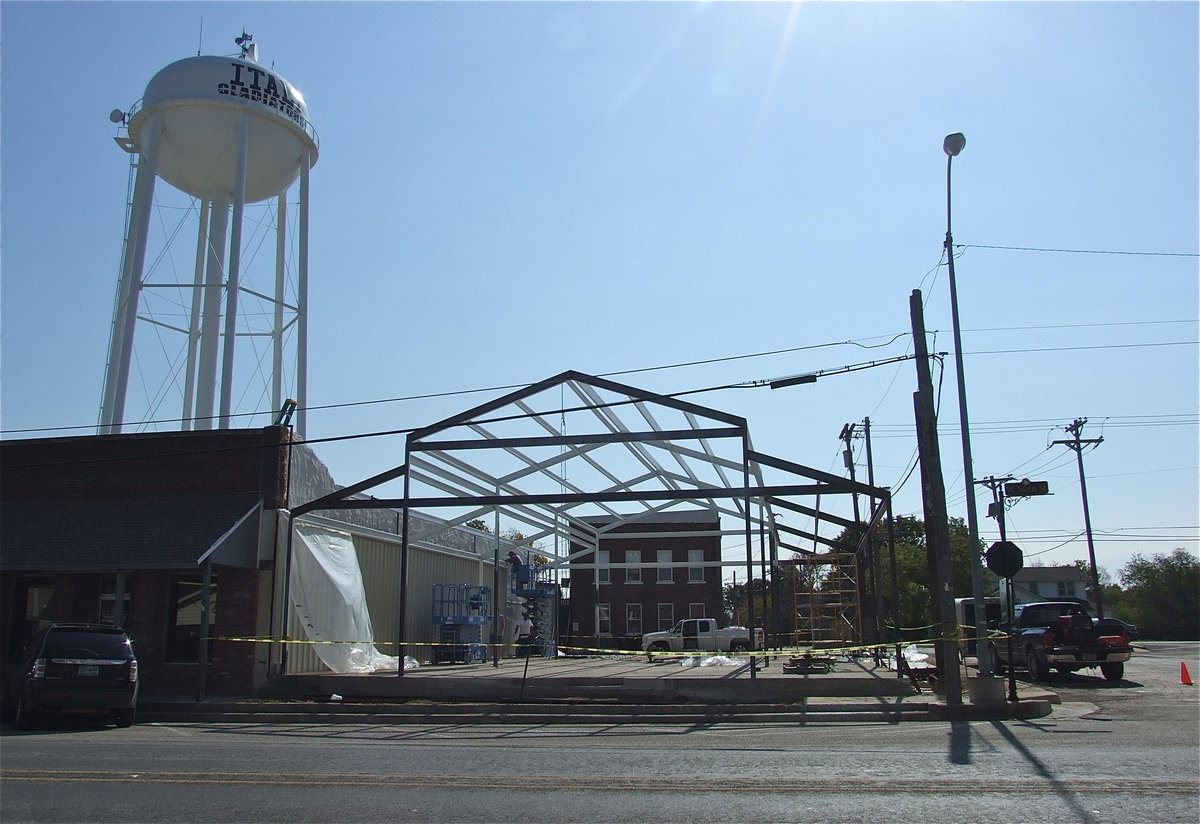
[909,289,961,704]
[1052,418,1106,617]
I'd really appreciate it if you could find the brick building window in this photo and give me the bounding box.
[100,576,134,627]
[689,602,706,619]
[687,549,704,583]
[657,550,672,583]
[165,575,217,663]
[657,602,674,630]
[626,603,642,635]
[597,550,610,584]
[625,550,642,584]
[597,604,611,636]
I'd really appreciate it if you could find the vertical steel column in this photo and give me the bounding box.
[397,449,413,677]
[742,435,757,678]
[492,496,502,667]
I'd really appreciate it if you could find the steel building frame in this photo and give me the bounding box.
[292,370,895,674]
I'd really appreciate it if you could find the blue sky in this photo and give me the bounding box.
[2,1,1197,581]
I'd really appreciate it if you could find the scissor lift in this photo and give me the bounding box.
[431,584,491,664]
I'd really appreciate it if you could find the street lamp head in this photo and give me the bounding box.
[943,132,966,157]
[769,373,818,390]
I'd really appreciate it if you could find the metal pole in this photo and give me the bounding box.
[743,436,757,678]
[944,139,992,676]
[493,498,501,667]
[985,477,1020,704]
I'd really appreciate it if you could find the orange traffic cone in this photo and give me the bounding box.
[1182,662,1195,686]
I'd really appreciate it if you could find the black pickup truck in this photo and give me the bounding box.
[988,601,1133,682]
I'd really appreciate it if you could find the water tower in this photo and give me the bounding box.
[100,35,318,436]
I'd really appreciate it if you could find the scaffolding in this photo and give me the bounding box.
[790,552,861,648]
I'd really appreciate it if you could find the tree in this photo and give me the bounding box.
[723,576,769,628]
[804,516,994,642]
[1118,549,1199,640]
[1072,558,1114,608]
[462,519,535,547]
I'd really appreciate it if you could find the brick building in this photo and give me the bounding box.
[1,427,289,697]
[565,511,723,651]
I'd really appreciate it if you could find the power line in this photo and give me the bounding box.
[959,243,1199,258]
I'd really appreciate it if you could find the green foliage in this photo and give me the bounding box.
[1071,558,1113,605]
[1118,549,1200,640]
[723,576,770,628]
[833,516,993,635]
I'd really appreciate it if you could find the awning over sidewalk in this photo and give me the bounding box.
[0,494,264,571]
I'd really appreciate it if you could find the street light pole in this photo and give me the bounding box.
[943,132,992,677]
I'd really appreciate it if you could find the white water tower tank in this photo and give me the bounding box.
[101,46,318,437]
[128,55,318,203]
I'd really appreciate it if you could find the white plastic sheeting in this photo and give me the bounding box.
[290,522,404,673]
[679,655,747,668]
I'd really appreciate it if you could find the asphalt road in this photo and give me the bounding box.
[2,642,1196,824]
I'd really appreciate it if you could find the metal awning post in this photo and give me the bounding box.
[197,557,212,702]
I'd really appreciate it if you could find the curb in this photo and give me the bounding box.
[136,696,1052,725]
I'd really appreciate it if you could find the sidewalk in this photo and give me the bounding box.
[139,653,1056,723]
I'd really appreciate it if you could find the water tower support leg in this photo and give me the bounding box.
[101,116,160,433]
[218,114,250,428]
[195,196,229,429]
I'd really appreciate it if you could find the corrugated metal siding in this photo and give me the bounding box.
[354,534,403,655]
[286,520,510,673]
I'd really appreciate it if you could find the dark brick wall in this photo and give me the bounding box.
[0,427,290,697]
[567,517,724,646]
[0,427,290,507]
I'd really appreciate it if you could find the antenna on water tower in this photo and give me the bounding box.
[235,30,258,63]
[100,37,318,437]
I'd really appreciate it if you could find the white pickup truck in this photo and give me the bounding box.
[641,618,765,661]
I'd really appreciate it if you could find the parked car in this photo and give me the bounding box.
[4,623,139,729]
[1096,616,1139,641]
